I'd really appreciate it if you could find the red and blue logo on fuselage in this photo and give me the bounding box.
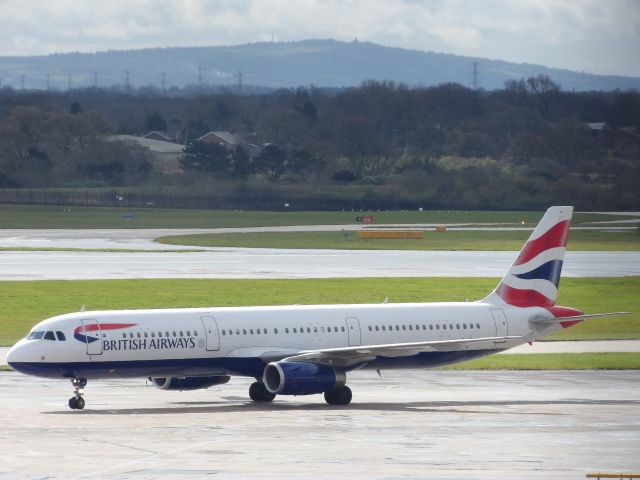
[73,323,136,344]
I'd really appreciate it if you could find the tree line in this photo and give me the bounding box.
[0,77,638,210]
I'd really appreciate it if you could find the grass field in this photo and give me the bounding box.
[440,353,640,370]
[157,228,640,251]
[0,277,637,345]
[0,204,637,229]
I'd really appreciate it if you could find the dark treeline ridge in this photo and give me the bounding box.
[0,77,638,211]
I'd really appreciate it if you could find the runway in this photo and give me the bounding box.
[0,370,638,479]
[0,249,638,280]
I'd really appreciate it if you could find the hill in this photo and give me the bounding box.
[1,39,639,92]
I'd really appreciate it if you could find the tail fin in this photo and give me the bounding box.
[484,206,573,308]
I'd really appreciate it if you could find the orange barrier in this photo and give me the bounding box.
[357,230,424,240]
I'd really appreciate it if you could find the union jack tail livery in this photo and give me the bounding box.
[486,206,573,308]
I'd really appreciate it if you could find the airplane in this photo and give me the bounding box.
[6,206,627,410]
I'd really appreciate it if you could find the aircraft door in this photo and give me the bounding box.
[345,317,361,346]
[201,316,220,351]
[490,309,508,343]
[80,319,102,355]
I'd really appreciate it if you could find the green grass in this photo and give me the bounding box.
[0,204,636,229]
[157,229,640,251]
[440,353,640,370]
[0,277,637,345]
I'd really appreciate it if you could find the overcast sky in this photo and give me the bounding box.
[0,0,638,77]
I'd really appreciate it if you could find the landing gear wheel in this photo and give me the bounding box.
[68,377,87,410]
[249,382,276,402]
[324,386,352,405]
[68,396,85,410]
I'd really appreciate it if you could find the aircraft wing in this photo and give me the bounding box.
[279,336,520,369]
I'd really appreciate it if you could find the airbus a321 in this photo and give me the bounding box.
[7,206,625,409]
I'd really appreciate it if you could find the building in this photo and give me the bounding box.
[108,135,185,174]
[196,131,243,150]
[142,131,174,142]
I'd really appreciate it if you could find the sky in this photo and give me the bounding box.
[0,0,639,77]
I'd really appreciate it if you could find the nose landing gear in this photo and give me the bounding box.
[68,378,87,410]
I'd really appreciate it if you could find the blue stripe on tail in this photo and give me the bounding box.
[514,260,563,288]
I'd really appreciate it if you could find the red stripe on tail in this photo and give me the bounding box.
[515,220,571,266]
[495,283,555,308]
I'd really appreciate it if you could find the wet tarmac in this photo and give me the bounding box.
[0,370,638,479]
[0,249,638,280]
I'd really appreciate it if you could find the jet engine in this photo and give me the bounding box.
[263,361,345,395]
[150,375,230,391]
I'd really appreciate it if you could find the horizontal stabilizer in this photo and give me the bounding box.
[530,312,631,324]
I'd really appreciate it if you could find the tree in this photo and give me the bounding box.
[180,141,231,174]
[145,112,168,132]
[253,144,287,179]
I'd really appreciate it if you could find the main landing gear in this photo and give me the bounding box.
[68,377,87,410]
[324,386,352,406]
[249,381,276,402]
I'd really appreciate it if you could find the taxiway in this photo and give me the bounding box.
[0,370,638,479]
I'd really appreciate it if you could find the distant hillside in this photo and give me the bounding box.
[1,39,639,92]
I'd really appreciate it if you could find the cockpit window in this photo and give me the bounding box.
[27,331,45,340]
[44,331,56,341]
[56,331,66,341]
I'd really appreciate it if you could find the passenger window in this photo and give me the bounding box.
[249,329,254,335]
[382,326,386,331]
[180,331,184,337]
[44,331,56,341]
[422,325,426,330]
[221,330,226,336]
[443,324,447,330]
[274,328,278,334]
[187,331,191,336]
[56,331,66,341]
[144,332,148,338]
[228,330,233,336]
[194,331,198,336]
[450,324,454,330]
[395,325,399,331]
[235,329,240,335]
[285,328,289,334]
[307,327,311,333]
[402,325,406,331]
[375,325,379,331]
[172,331,177,337]
[151,332,155,338]
[122,333,127,339]
[409,325,413,331]
[463,324,467,329]
[293,328,297,333]
[165,332,169,337]
[243,329,247,335]
[263,328,267,334]
[368,326,372,331]
[159,332,163,337]
[469,324,473,329]
[137,332,141,338]
[341,327,345,332]
[476,323,481,329]
[429,325,433,330]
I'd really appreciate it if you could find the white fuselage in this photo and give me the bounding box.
[7,301,558,380]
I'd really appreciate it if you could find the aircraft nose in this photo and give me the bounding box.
[6,341,27,369]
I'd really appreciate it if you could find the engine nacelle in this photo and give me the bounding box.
[150,375,230,391]
[263,361,346,395]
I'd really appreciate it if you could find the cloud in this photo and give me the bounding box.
[0,0,637,76]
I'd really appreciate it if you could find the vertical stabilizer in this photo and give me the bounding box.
[484,206,573,308]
